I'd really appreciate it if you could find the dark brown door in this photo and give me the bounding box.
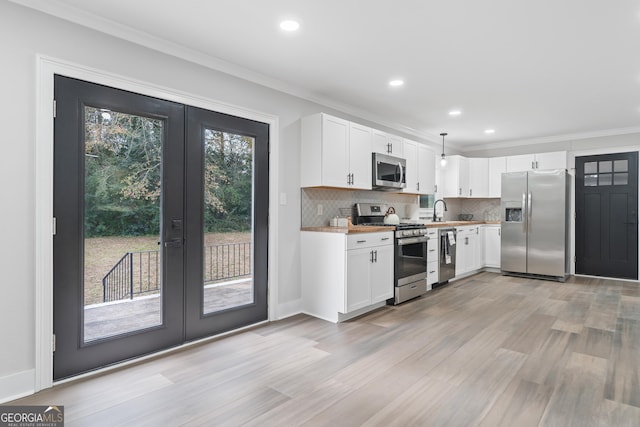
[575,152,638,279]
[53,75,186,379]
[53,75,269,380]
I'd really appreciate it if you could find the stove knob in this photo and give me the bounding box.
[403,230,413,237]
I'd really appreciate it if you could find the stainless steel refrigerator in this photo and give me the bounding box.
[501,169,570,280]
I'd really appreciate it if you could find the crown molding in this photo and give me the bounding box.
[463,126,640,153]
[12,0,455,149]
[12,0,632,154]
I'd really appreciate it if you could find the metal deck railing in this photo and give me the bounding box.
[102,242,251,302]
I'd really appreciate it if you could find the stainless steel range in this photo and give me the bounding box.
[355,203,428,305]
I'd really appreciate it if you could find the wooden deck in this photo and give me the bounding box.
[84,279,253,342]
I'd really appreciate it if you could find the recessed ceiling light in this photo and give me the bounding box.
[279,20,300,31]
[449,110,462,116]
[389,79,404,87]
[484,129,496,134]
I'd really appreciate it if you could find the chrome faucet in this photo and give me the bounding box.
[433,199,448,222]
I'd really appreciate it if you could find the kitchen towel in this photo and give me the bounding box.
[447,231,456,245]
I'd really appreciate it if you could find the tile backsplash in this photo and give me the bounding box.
[301,188,418,227]
[458,198,501,221]
[301,188,501,227]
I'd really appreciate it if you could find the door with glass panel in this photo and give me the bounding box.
[575,152,638,279]
[53,76,268,379]
[184,107,268,340]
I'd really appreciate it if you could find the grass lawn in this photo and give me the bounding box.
[84,232,251,305]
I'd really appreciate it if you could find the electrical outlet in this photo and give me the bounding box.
[317,204,323,215]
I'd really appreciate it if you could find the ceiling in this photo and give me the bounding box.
[13,0,640,151]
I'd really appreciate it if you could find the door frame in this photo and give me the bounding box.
[569,146,640,279]
[35,55,280,391]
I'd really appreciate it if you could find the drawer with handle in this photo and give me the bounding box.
[347,232,393,250]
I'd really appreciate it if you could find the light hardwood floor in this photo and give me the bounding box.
[11,272,640,426]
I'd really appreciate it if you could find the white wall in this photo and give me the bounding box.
[0,0,363,401]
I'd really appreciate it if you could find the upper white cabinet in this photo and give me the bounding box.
[535,151,568,170]
[488,156,506,198]
[301,113,372,190]
[506,151,567,172]
[403,139,436,195]
[349,122,374,189]
[373,130,403,157]
[468,158,489,198]
[440,155,469,198]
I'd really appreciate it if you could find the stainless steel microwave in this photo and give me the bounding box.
[372,152,406,190]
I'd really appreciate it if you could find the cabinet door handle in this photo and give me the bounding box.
[499,229,501,236]
[429,270,436,274]
[357,240,367,244]
[459,188,462,196]
[470,188,473,197]
[370,250,374,263]
[381,237,390,241]
[465,237,469,245]
[434,184,438,192]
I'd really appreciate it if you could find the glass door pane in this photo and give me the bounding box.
[202,129,254,315]
[83,107,163,342]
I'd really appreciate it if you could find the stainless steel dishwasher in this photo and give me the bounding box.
[437,228,457,286]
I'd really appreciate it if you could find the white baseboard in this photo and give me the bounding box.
[0,369,35,404]
[274,298,302,320]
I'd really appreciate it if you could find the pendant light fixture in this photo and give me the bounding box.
[440,132,448,167]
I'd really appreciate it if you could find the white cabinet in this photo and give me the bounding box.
[506,151,567,172]
[373,130,403,157]
[370,244,395,302]
[455,225,482,277]
[484,225,501,268]
[468,158,489,198]
[535,151,567,170]
[403,139,419,194]
[419,145,436,195]
[301,231,394,323]
[488,156,506,198]
[403,140,436,195]
[426,228,439,287]
[440,155,469,198]
[349,122,374,189]
[301,113,372,189]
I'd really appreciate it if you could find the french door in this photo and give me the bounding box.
[53,76,268,379]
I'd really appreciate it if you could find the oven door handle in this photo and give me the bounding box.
[397,236,428,245]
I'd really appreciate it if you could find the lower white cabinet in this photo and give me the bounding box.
[302,231,394,322]
[346,241,394,312]
[484,225,501,268]
[455,225,482,276]
[426,228,439,287]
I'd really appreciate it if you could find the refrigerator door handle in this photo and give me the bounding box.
[522,193,527,232]
[528,192,532,232]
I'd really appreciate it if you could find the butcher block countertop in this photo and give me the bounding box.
[301,221,501,234]
[424,220,501,227]
[301,225,394,234]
